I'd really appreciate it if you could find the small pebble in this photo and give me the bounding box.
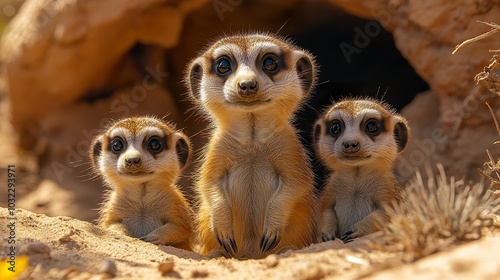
[19,242,51,256]
[299,265,325,280]
[97,259,117,277]
[264,254,279,268]
[158,260,175,274]
[191,269,209,278]
[59,230,75,243]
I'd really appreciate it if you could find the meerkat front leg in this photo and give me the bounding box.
[320,181,338,241]
[340,208,385,243]
[260,175,285,252]
[140,222,190,245]
[320,207,338,242]
[101,210,129,235]
[107,222,129,235]
[210,173,238,255]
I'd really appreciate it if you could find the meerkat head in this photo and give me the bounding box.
[185,32,317,118]
[313,98,410,169]
[90,117,191,187]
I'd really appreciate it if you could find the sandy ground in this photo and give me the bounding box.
[0,208,499,280]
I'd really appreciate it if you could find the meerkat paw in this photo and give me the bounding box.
[139,232,162,245]
[207,248,228,259]
[340,229,357,243]
[107,223,130,236]
[321,232,336,242]
[340,225,368,243]
[260,225,281,253]
[214,229,238,256]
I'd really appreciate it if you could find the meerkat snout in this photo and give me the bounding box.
[238,79,259,95]
[342,140,360,154]
[124,156,141,168]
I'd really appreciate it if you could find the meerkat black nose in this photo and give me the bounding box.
[238,80,259,95]
[125,157,141,168]
[342,140,360,153]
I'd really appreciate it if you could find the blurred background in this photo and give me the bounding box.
[0,0,498,221]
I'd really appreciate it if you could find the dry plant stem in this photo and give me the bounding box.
[480,102,500,190]
[453,21,500,54]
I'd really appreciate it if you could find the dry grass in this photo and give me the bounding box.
[480,103,500,193]
[372,165,500,262]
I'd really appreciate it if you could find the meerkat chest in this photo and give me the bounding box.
[227,144,279,196]
[114,186,170,238]
[333,179,377,234]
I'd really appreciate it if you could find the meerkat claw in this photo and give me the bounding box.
[260,232,281,252]
[216,233,237,255]
[340,230,355,243]
[229,238,238,254]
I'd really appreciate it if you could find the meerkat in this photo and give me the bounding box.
[90,117,193,250]
[313,98,410,243]
[185,33,319,259]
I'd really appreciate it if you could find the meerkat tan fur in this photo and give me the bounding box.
[313,98,410,243]
[185,33,319,259]
[90,117,192,250]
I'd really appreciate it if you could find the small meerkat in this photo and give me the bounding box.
[185,33,319,259]
[90,117,193,250]
[313,98,410,243]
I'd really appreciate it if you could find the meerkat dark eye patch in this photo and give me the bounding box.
[188,62,203,100]
[394,122,409,152]
[110,137,126,154]
[365,119,382,137]
[262,54,280,74]
[214,56,233,76]
[175,137,190,169]
[328,120,343,138]
[146,136,165,155]
[295,56,314,95]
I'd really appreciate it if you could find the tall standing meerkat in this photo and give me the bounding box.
[313,98,410,243]
[185,33,319,259]
[90,117,193,250]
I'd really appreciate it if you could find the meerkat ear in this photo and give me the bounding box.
[393,117,409,153]
[312,120,324,150]
[293,51,316,95]
[90,135,103,169]
[186,58,204,100]
[173,132,191,169]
